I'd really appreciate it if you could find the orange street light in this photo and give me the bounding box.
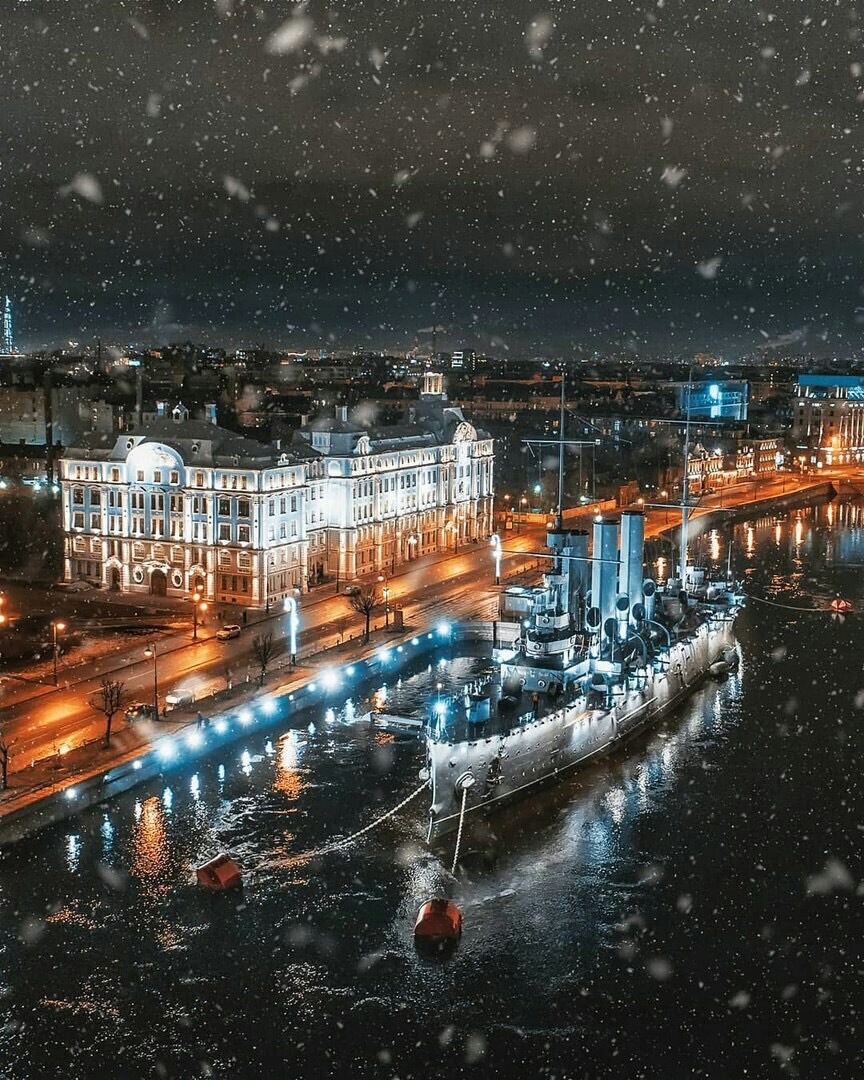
[52,620,66,686]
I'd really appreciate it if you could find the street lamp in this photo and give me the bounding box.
[378,573,391,628]
[490,533,502,585]
[283,595,299,665]
[52,620,66,686]
[446,520,458,553]
[143,642,159,718]
[660,489,669,524]
[0,593,5,626]
[191,590,208,640]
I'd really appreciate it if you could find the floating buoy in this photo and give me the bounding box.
[413,898,462,956]
[830,598,854,614]
[196,853,242,891]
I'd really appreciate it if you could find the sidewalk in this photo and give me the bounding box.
[0,615,436,832]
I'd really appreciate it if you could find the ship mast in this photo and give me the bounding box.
[556,372,566,530]
[679,363,694,581]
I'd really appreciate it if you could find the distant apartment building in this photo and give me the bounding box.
[0,385,89,446]
[59,374,495,605]
[678,380,749,421]
[792,374,864,465]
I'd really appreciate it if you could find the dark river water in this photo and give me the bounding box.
[1,502,863,1079]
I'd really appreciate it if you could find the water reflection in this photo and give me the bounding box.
[131,795,170,883]
[274,730,306,801]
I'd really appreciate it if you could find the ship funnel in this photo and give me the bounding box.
[619,511,645,623]
[591,520,619,635]
[642,578,657,622]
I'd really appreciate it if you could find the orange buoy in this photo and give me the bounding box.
[414,898,462,955]
[196,853,242,891]
[830,598,854,614]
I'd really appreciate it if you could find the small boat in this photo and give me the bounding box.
[709,660,731,679]
[372,713,425,736]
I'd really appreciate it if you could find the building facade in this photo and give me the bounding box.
[792,374,864,465]
[294,374,494,585]
[59,376,495,605]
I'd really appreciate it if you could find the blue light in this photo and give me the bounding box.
[157,740,175,760]
[411,637,420,646]
[308,681,318,692]
[132,759,142,771]
[214,718,228,734]
[346,665,356,676]
[708,383,720,400]
[186,731,203,749]
[64,787,78,800]
[437,622,451,636]
[377,648,391,662]
[320,669,339,691]
[238,709,252,725]
[434,701,447,716]
[262,699,277,715]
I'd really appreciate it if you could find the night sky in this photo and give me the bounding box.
[4,1,864,355]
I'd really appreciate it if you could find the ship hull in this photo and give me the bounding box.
[426,615,737,841]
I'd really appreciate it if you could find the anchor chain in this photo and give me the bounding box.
[294,778,431,862]
[450,785,469,875]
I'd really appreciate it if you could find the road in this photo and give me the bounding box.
[0,532,545,770]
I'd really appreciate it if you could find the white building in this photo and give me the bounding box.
[295,374,494,585]
[60,413,313,608]
[59,375,494,605]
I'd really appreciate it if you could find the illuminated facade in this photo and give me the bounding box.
[793,374,864,465]
[60,416,313,607]
[1,295,12,354]
[59,376,495,604]
[295,373,495,584]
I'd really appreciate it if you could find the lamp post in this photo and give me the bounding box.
[378,573,391,628]
[447,520,458,553]
[143,642,159,718]
[660,489,669,524]
[490,532,502,585]
[284,595,299,665]
[52,620,66,686]
[191,590,208,640]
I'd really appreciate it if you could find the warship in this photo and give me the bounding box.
[424,379,744,841]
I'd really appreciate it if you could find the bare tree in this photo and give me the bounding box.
[347,587,381,643]
[89,678,128,748]
[0,719,12,791]
[252,632,275,687]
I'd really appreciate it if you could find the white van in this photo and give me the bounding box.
[165,687,196,710]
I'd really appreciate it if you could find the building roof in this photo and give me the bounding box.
[64,418,315,469]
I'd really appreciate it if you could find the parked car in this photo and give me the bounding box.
[124,702,159,723]
[344,584,363,596]
[216,624,242,641]
[165,687,196,710]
